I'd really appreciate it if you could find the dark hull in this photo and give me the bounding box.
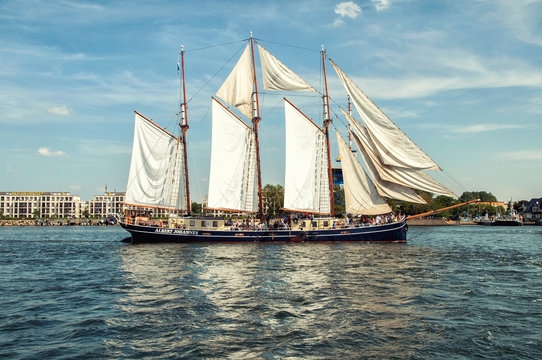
[120,221,408,244]
[491,220,522,226]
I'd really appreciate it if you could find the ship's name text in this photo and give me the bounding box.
[154,228,198,235]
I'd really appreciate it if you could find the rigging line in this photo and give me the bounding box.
[186,42,248,104]
[260,91,323,98]
[183,39,245,52]
[441,168,468,195]
[255,38,320,53]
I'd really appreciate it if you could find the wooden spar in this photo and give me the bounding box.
[250,34,264,221]
[180,46,191,215]
[321,46,335,217]
[406,199,480,220]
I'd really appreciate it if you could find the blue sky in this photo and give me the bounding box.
[1,0,541,202]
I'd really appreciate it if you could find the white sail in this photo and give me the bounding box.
[125,112,186,210]
[283,99,330,214]
[207,98,258,212]
[343,109,456,198]
[336,130,391,215]
[330,59,441,171]
[341,109,426,204]
[258,44,316,93]
[216,44,254,120]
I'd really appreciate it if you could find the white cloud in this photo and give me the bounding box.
[333,18,345,27]
[38,147,66,156]
[338,45,542,99]
[69,185,81,190]
[452,124,524,134]
[501,149,542,160]
[48,105,71,115]
[488,0,542,46]
[334,1,362,19]
[372,0,391,12]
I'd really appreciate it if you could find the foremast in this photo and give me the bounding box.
[179,46,191,215]
[321,46,335,217]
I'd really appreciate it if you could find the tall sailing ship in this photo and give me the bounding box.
[120,35,456,243]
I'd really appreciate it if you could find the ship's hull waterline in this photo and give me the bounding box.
[120,220,407,244]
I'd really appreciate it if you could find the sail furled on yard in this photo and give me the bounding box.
[207,98,258,212]
[258,44,317,93]
[330,59,440,171]
[283,99,330,214]
[126,112,186,210]
[216,44,254,120]
[342,109,456,198]
[336,131,391,215]
[341,109,426,204]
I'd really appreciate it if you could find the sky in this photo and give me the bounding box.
[1,0,541,203]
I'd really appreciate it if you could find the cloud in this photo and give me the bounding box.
[38,147,66,156]
[69,185,81,190]
[501,149,542,160]
[488,0,542,46]
[334,1,362,26]
[48,105,71,115]
[333,18,345,26]
[372,0,391,11]
[451,124,524,134]
[337,44,542,99]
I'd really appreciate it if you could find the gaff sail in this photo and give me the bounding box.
[283,99,330,214]
[125,112,186,210]
[207,98,258,212]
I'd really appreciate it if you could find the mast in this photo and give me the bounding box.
[250,33,264,220]
[321,45,335,217]
[180,45,191,215]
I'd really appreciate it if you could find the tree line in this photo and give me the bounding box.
[190,186,512,219]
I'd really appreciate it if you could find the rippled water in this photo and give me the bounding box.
[0,225,541,359]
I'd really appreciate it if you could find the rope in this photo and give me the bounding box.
[183,40,245,52]
[186,42,248,104]
[255,38,320,53]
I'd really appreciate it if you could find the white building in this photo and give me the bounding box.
[0,192,82,219]
[88,192,125,218]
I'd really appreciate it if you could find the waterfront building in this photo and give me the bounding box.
[477,201,507,210]
[523,198,542,223]
[88,192,126,218]
[0,192,82,219]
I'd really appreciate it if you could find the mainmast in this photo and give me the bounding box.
[321,46,335,217]
[180,45,191,215]
[249,33,264,220]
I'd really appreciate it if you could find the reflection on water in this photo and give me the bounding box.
[1,226,541,359]
[113,243,438,358]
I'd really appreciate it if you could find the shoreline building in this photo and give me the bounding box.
[88,192,126,218]
[0,192,82,219]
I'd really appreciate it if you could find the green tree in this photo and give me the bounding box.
[399,191,433,216]
[191,202,202,215]
[460,191,497,202]
[82,210,90,218]
[32,209,40,218]
[333,185,345,217]
[263,184,284,218]
[432,195,460,218]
